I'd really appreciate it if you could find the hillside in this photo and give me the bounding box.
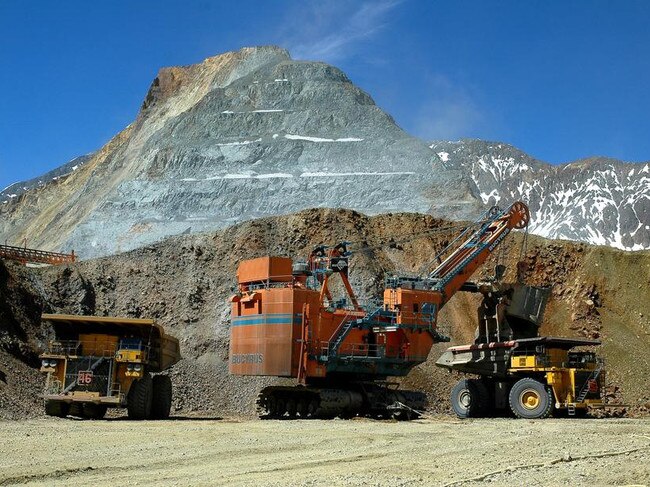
[1,209,648,419]
[0,46,475,259]
[1,46,647,259]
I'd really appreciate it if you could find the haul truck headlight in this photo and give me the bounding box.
[42,359,49,367]
[134,364,142,371]
[127,364,134,371]
[49,360,57,367]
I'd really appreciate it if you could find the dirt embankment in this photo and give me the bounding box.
[0,261,50,418]
[1,208,649,419]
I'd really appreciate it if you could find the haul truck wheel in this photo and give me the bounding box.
[151,375,173,419]
[266,396,278,417]
[509,378,553,419]
[45,400,69,418]
[127,374,153,420]
[82,403,107,420]
[451,379,487,418]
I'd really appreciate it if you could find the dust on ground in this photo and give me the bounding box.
[1,416,649,486]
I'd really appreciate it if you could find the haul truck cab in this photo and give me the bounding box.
[39,314,181,420]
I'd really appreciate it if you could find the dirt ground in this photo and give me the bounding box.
[1,416,649,487]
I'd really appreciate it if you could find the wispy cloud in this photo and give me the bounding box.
[412,74,490,141]
[281,0,403,63]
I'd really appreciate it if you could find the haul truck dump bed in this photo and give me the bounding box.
[40,314,181,420]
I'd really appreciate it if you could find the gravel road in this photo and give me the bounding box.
[1,416,649,486]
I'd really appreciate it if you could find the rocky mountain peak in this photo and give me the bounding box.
[141,45,292,112]
[1,48,647,257]
[1,47,473,258]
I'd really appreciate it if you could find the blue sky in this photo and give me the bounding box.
[1,0,649,190]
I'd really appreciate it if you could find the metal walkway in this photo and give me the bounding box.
[0,243,76,265]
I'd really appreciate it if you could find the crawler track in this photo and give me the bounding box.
[256,384,427,420]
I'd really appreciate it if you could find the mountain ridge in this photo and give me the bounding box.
[1,46,648,255]
[430,139,649,250]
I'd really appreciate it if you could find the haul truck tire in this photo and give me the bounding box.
[82,403,107,420]
[45,400,69,418]
[127,374,153,420]
[509,378,553,419]
[451,379,488,418]
[151,375,173,419]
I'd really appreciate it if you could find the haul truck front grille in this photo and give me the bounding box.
[64,357,112,395]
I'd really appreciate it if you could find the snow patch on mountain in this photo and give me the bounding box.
[215,139,262,146]
[430,140,650,251]
[284,134,364,142]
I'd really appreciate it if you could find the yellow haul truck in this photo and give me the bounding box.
[39,314,181,420]
[436,285,605,418]
[437,336,605,418]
